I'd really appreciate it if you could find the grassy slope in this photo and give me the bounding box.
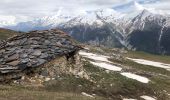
[0,85,101,100]
[0,45,169,99]
[44,59,170,99]
[83,47,170,99]
[42,48,170,100]
[1,59,168,100]
[43,64,151,99]
[120,51,170,99]
[82,61,155,99]
[0,28,22,40]
[125,51,170,64]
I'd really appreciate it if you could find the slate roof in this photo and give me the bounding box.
[0,29,81,74]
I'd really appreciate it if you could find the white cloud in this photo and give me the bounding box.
[0,15,16,26]
[134,1,145,10]
[0,0,123,15]
[0,0,129,23]
[0,0,170,23]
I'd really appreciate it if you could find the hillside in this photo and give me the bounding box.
[0,30,170,99]
[1,0,170,100]
[0,45,169,99]
[0,28,22,41]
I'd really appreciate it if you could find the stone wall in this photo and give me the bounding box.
[15,52,88,86]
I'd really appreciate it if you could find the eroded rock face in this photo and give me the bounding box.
[0,29,82,82]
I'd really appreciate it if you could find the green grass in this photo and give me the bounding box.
[82,61,159,99]
[42,48,170,100]
[125,51,170,64]
[0,85,99,100]
[38,61,158,99]
[44,74,94,93]
[108,50,170,100]
[109,58,170,76]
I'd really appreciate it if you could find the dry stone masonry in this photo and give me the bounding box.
[0,29,82,82]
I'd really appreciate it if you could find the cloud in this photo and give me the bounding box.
[0,15,16,27]
[0,0,130,23]
[0,0,170,23]
[134,1,145,10]
[0,0,123,15]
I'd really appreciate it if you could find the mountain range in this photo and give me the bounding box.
[1,7,170,55]
[59,9,170,55]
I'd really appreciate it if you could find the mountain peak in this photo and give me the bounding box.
[138,9,153,18]
[132,9,164,22]
[141,9,150,14]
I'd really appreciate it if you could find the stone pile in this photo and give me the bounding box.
[0,29,82,81]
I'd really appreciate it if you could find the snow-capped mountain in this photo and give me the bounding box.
[122,10,170,54]
[7,8,124,32]
[2,7,170,55]
[60,9,170,54]
[7,14,73,32]
[57,9,126,47]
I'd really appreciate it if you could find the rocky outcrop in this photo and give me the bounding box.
[0,29,83,82]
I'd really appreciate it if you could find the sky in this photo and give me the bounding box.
[0,0,170,24]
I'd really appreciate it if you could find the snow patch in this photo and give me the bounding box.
[121,72,150,83]
[123,99,137,100]
[140,95,156,100]
[79,51,111,63]
[81,92,94,98]
[89,61,122,71]
[127,57,170,71]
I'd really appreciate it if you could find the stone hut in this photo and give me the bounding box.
[0,29,86,83]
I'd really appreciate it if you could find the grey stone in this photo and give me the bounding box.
[6,54,19,62]
[40,53,48,59]
[32,50,42,56]
[21,58,30,63]
[6,47,17,51]
[20,53,28,58]
[19,38,27,45]
[7,41,15,46]
[7,60,20,66]
[0,49,5,54]
[0,66,18,70]
[29,55,35,59]
[26,62,32,67]
[37,59,46,65]
[16,49,25,53]
[44,40,50,45]
[56,41,62,45]
[31,45,41,49]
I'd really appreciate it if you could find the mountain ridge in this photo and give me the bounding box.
[2,9,170,55]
